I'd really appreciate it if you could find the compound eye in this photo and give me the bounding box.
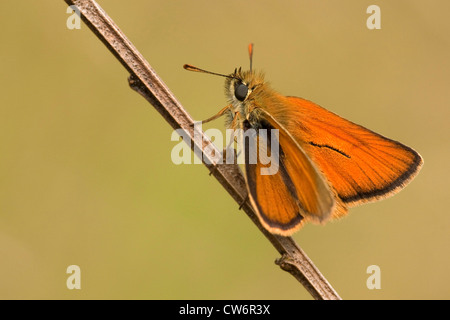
[234,82,248,101]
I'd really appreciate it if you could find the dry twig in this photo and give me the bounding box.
[63,0,342,300]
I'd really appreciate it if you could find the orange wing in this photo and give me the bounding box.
[241,112,335,236]
[280,96,423,207]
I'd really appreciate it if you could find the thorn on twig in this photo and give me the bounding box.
[275,254,295,272]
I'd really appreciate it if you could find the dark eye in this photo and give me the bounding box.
[234,82,248,101]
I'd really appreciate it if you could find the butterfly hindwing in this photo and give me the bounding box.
[241,110,335,235]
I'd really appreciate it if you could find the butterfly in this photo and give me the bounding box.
[184,44,423,236]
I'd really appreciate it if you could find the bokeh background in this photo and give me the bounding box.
[0,0,448,299]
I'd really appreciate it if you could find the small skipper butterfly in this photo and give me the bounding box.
[184,44,423,236]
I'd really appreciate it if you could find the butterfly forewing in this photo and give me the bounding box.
[283,97,423,206]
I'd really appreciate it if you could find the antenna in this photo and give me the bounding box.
[248,43,254,71]
[183,64,234,79]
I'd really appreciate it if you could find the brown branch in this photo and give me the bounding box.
[63,0,342,300]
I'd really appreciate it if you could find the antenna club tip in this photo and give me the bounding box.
[183,64,200,72]
[248,43,254,71]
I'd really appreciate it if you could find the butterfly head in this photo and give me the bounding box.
[224,67,266,117]
[183,63,270,127]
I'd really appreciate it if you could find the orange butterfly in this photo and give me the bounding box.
[184,44,423,236]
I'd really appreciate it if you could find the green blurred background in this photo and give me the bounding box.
[0,0,448,299]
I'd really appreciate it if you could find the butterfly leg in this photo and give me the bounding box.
[229,110,244,130]
[208,110,244,176]
[208,140,241,176]
[239,193,249,210]
[208,149,232,176]
[191,104,232,126]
